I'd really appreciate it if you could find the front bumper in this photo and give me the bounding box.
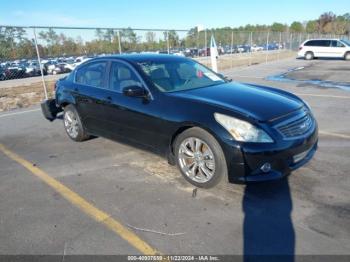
[222,124,318,183]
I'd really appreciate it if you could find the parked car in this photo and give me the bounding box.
[41,54,318,188]
[184,48,199,57]
[251,45,264,52]
[262,43,279,51]
[22,61,42,77]
[198,47,224,57]
[298,39,350,60]
[224,45,238,54]
[52,63,72,75]
[43,61,57,74]
[61,60,76,72]
[237,45,251,53]
[170,49,185,57]
[3,64,26,79]
[0,66,6,81]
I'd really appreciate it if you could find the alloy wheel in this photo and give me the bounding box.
[178,137,216,183]
[64,110,79,139]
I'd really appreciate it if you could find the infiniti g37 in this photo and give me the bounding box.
[42,54,318,188]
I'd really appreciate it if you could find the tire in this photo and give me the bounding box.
[304,52,314,60]
[344,52,350,61]
[63,104,90,142]
[174,127,228,188]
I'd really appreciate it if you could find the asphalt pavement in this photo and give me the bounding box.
[0,57,349,257]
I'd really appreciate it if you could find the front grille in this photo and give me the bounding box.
[277,113,314,138]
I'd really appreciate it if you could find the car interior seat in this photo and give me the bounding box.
[150,67,173,91]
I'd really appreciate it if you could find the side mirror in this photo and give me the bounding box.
[218,73,232,82]
[122,85,147,98]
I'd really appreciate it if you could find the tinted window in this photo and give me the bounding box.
[304,41,315,46]
[331,40,345,47]
[139,59,225,93]
[75,62,107,88]
[109,62,142,92]
[305,40,331,47]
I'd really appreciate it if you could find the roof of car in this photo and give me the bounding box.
[92,54,190,63]
[305,38,341,41]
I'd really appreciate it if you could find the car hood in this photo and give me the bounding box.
[169,82,303,121]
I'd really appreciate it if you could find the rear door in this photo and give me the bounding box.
[73,60,110,136]
[313,40,331,57]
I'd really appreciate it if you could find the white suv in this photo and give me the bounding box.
[298,39,350,60]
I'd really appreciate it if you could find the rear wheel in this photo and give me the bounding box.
[344,52,350,61]
[174,127,228,188]
[63,105,90,142]
[305,52,314,60]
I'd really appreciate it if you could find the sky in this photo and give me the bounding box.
[0,0,349,30]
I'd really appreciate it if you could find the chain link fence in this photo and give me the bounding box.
[0,25,349,110]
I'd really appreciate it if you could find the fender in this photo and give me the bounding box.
[56,80,77,107]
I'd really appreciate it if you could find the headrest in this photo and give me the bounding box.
[86,70,102,80]
[151,68,169,79]
[118,67,131,80]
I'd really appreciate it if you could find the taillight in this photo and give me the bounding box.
[299,46,303,51]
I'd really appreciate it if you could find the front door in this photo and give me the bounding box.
[330,40,347,58]
[102,61,166,150]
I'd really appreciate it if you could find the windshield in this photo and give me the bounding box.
[341,39,350,46]
[138,59,225,92]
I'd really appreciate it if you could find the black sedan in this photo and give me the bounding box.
[42,54,318,188]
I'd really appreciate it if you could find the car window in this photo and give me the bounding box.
[321,40,331,47]
[305,40,330,47]
[304,40,315,46]
[331,40,345,47]
[139,59,225,93]
[109,62,142,92]
[75,62,107,88]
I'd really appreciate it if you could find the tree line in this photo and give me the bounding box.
[1,12,349,61]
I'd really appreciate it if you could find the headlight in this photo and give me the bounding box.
[214,113,273,143]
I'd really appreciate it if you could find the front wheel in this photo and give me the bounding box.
[304,52,314,60]
[174,127,228,188]
[63,105,90,142]
[344,52,350,61]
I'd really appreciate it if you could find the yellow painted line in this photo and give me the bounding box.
[319,131,350,140]
[295,93,350,99]
[0,143,159,255]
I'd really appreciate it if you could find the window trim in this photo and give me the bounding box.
[74,60,109,90]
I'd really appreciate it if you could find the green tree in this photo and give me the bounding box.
[120,28,139,51]
[145,31,156,50]
[290,22,304,32]
[164,30,179,49]
[270,23,286,32]
[305,20,318,33]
